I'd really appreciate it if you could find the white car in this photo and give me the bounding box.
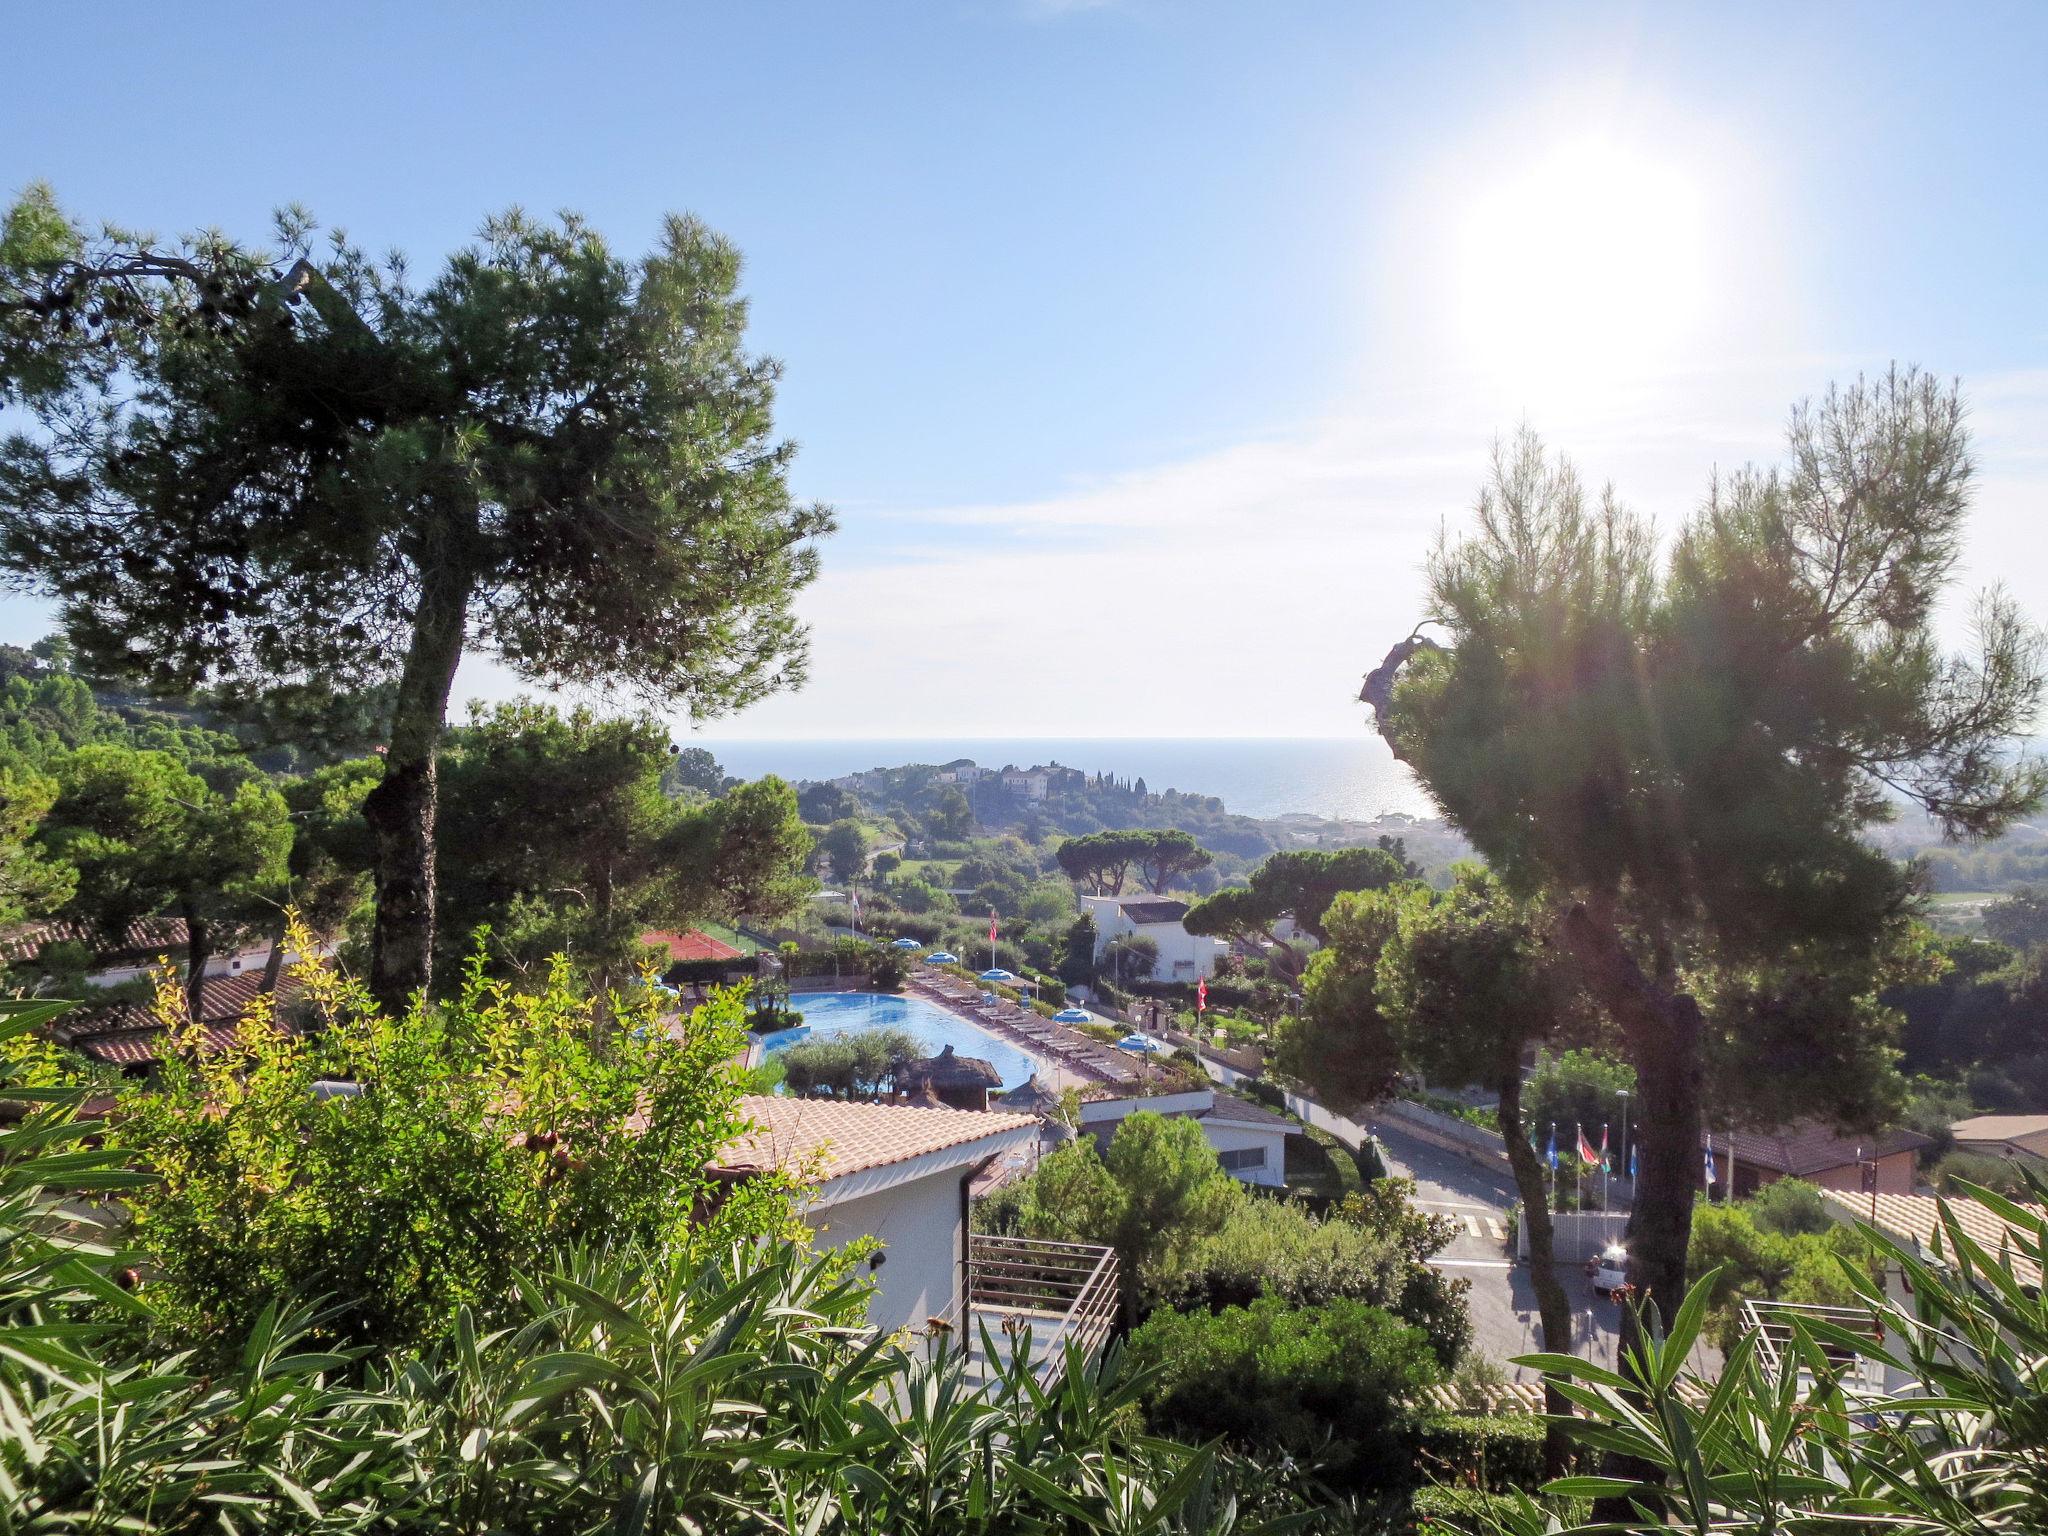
[1587,1244,1629,1298]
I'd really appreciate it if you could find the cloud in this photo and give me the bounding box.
[695,361,2048,740]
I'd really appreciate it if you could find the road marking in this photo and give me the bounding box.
[1413,1200,1504,1215]
[1486,1218,1506,1240]
[1430,1261,1514,1272]
[1461,1214,1481,1237]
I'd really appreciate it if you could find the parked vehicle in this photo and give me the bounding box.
[1587,1243,1628,1297]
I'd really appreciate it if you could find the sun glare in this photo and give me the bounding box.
[1450,137,1711,388]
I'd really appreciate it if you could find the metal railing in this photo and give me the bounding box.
[963,1233,1120,1385]
[1740,1298,1892,1397]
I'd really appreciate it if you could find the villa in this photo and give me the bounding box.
[1078,892,1229,983]
[718,1096,1118,1380]
[1077,1086,1295,1187]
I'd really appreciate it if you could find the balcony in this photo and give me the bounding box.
[933,1233,1120,1387]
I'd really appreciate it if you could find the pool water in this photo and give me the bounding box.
[758,991,1041,1089]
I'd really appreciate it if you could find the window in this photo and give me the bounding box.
[1216,1145,1266,1171]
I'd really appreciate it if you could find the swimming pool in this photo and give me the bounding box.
[757,991,1042,1089]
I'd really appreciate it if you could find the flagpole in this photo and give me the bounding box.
[1602,1122,1609,1212]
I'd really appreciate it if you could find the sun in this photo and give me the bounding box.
[1449,137,1710,388]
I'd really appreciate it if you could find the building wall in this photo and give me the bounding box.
[1078,896,1228,983]
[804,1178,962,1336]
[1198,1120,1289,1187]
[1077,1091,1288,1186]
[1735,1149,1917,1201]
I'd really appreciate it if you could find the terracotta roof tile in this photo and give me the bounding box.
[719,1095,1035,1181]
[55,974,306,1068]
[1846,1191,2044,1289]
[1710,1120,1930,1177]
[0,915,190,966]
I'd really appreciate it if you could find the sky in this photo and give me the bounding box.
[6,1,2048,740]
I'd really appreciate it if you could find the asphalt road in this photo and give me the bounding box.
[1365,1118,1625,1380]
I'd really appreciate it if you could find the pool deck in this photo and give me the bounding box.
[905,976,1139,1094]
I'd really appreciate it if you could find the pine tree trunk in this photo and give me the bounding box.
[1499,1067,1575,1478]
[181,898,210,1025]
[362,528,471,1016]
[1558,900,1704,1520]
[258,908,288,994]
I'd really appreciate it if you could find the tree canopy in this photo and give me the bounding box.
[1,187,832,1007]
[1361,369,2046,1356]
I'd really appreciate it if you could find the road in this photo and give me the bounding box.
[1364,1118,1625,1380]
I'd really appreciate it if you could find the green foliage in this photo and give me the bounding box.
[1745,1176,1832,1236]
[1277,885,1409,1111]
[1686,1198,1870,1352]
[106,935,788,1354]
[816,817,870,879]
[2,189,833,1004]
[435,703,814,986]
[1125,1293,1442,1492]
[2,1059,1326,1532]
[777,1025,922,1100]
[0,762,72,924]
[1984,884,2048,952]
[1515,1178,2048,1533]
[1414,1411,1546,1493]
[1013,1115,1244,1303]
[1523,1049,1635,1153]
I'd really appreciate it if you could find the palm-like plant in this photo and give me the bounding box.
[1512,1177,2048,1534]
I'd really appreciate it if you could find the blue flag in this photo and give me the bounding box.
[1628,1143,1638,1181]
[1704,1136,1718,1188]
[1546,1124,1558,1169]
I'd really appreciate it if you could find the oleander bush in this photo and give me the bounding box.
[1,993,1376,1534]
[1507,1175,2048,1534]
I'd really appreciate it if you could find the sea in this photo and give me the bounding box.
[698,737,1436,823]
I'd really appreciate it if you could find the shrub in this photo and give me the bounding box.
[1125,1294,1441,1492]
[1414,1411,1545,1492]
[107,943,787,1355]
[779,1025,922,1100]
[1747,1176,1831,1236]
[1409,1485,1532,1534]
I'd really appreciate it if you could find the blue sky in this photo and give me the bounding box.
[7,1,2047,737]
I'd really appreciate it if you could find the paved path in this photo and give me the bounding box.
[1356,1117,1627,1380]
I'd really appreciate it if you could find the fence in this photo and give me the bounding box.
[963,1234,1120,1386]
[1519,1209,1629,1263]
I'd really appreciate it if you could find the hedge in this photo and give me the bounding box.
[1414,1411,1544,1492]
[1408,1485,1528,1534]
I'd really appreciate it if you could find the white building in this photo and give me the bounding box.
[718,1096,1037,1334]
[1000,768,1050,800]
[1078,893,1229,983]
[1076,1087,1294,1188]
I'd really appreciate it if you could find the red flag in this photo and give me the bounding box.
[1577,1127,1599,1168]
[988,909,999,944]
[1196,977,1208,1014]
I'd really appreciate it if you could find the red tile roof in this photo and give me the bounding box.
[719,1096,1035,1182]
[1711,1120,1931,1177]
[641,929,745,964]
[54,974,306,1068]
[0,915,190,966]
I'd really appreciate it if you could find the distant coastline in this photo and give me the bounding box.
[696,736,1435,823]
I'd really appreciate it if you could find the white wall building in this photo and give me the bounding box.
[1077,1087,1294,1188]
[719,1096,1037,1335]
[1000,768,1050,800]
[1079,893,1229,983]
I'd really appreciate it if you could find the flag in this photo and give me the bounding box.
[1704,1135,1718,1189]
[1577,1126,1599,1168]
[988,910,999,944]
[1600,1124,1611,1173]
[849,887,861,916]
[1545,1124,1558,1170]
[1627,1142,1637,1181]
[1196,977,1208,1014]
